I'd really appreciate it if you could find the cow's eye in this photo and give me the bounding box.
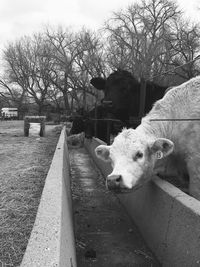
[135,151,143,159]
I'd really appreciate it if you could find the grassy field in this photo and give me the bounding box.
[0,121,61,267]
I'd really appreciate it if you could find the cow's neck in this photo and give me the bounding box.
[136,97,176,140]
[136,116,173,140]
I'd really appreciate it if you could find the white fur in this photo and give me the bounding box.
[96,76,200,199]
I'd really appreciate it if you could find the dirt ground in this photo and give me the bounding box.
[0,120,61,267]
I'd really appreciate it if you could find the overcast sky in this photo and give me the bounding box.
[0,0,199,52]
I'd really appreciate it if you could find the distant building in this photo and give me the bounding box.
[1,108,18,119]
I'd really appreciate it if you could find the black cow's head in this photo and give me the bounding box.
[90,70,140,123]
[69,105,113,143]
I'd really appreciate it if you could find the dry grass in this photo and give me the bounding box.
[0,121,61,267]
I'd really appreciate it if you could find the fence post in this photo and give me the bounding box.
[106,120,111,145]
[139,78,146,118]
[94,103,98,137]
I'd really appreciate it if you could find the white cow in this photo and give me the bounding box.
[95,76,200,199]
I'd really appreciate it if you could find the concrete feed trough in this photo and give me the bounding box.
[84,137,200,267]
[20,129,200,267]
[20,128,77,267]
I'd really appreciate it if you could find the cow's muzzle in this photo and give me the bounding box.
[106,174,129,193]
[106,174,143,193]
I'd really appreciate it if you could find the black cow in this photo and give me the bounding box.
[69,105,118,143]
[69,115,85,135]
[90,70,167,127]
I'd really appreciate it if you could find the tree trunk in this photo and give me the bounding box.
[63,90,70,115]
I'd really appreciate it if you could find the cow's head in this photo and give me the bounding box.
[90,70,140,122]
[95,128,174,193]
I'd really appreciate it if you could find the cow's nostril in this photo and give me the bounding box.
[116,175,122,182]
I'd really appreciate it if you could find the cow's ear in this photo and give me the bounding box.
[95,145,111,161]
[90,77,106,90]
[150,138,174,159]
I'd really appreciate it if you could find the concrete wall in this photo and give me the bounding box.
[21,128,77,267]
[85,138,200,267]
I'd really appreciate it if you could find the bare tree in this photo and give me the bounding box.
[0,77,25,108]
[72,29,107,108]
[105,0,181,81]
[164,20,200,80]
[45,26,82,114]
[74,28,108,78]
[3,34,53,114]
[45,27,106,113]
